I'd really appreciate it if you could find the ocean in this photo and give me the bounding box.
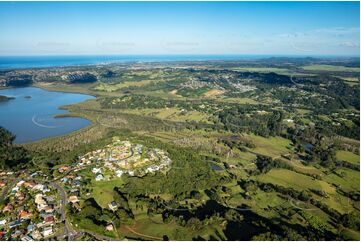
[0,55,274,69]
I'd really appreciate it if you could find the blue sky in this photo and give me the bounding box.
[0,1,359,56]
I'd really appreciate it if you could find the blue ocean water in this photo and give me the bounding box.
[0,55,271,69]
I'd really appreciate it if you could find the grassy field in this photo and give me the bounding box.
[92,178,124,208]
[254,168,358,214]
[295,108,311,115]
[119,212,224,240]
[255,169,335,192]
[334,76,360,86]
[235,151,258,164]
[35,82,122,97]
[246,134,292,158]
[121,218,191,240]
[280,158,323,176]
[323,167,359,193]
[119,107,212,123]
[203,89,225,98]
[229,67,297,75]
[302,65,360,72]
[336,76,360,82]
[336,150,360,164]
[94,79,156,92]
[221,97,259,105]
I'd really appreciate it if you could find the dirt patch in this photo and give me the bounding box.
[203,89,225,97]
[120,225,163,241]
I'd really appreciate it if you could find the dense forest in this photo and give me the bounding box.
[0,127,31,169]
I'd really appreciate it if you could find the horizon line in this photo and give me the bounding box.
[0,54,359,58]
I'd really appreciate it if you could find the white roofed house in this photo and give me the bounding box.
[35,194,47,211]
[92,167,102,174]
[118,160,128,167]
[21,235,33,241]
[104,161,115,170]
[11,186,20,193]
[95,174,104,181]
[0,219,6,226]
[42,186,51,193]
[106,223,114,231]
[107,155,116,161]
[43,205,54,213]
[108,201,118,211]
[32,184,45,191]
[115,170,123,177]
[74,176,82,181]
[42,227,53,237]
[16,180,25,187]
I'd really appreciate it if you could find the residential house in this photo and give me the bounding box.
[42,227,53,237]
[11,186,20,193]
[21,235,33,241]
[3,204,13,213]
[19,210,32,220]
[15,191,25,201]
[44,216,55,226]
[92,167,102,174]
[68,196,79,204]
[95,174,104,181]
[36,222,45,228]
[24,181,36,189]
[115,170,123,177]
[106,224,114,231]
[43,205,54,213]
[70,188,79,193]
[27,224,34,232]
[30,172,38,177]
[45,196,55,203]
[74,176,82,181]
[58,166,71,173]
[31,230,41,240]
[108,201,118,211]
[35,194,47,211]
[32,184,45,191]
[11,230,22,238]
[0,231,5,240]
[72,180,81,187]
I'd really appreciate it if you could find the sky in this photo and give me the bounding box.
[0,1,359,56]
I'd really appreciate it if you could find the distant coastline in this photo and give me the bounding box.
[0,54,359,70]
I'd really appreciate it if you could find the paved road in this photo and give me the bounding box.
[50,181,79,241]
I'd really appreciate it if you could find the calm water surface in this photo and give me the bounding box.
[0,55,274,69]
[0,87,95,144]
